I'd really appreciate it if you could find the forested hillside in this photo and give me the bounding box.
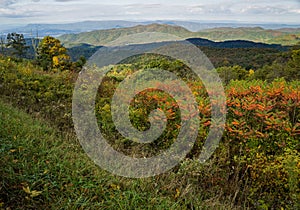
[197,27,300,45]
[58,24,300,46]
[59,24,192,46]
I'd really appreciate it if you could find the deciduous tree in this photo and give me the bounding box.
[37,36,70,71]
[217,65,248,84]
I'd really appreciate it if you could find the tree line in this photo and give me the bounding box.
[0,32,86,72]
[1,32,299,81]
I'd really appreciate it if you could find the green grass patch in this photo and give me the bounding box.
[0,100,236,209]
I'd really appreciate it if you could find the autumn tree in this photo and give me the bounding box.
[6,32,28,58]
[37,36,70,71]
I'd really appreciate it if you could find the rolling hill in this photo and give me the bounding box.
[59,24,193,46]
[64,38,284,70]
[1,21,143,38]
[58,24,300,46]
[3,20,300,37]
[186,38,285,50]
[197,27,300,45]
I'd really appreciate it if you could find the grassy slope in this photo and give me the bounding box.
[0,100,234,209]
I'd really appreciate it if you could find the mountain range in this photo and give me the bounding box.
[58,24,300,46]
[2,20,300,41]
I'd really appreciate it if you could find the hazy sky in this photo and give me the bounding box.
[1,0,300,26]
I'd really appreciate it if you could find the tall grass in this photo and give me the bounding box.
[0,100,237,209]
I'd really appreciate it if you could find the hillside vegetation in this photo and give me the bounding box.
[1,100,199,209]
[0,53,299,209]
[1,23,300,209]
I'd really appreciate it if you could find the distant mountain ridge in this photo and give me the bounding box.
[1,21,142,37]
[2,20,300,38]
[186,38,285,50]
[59,24,193,46]
[197,27,300,45]
[58,23,299,46]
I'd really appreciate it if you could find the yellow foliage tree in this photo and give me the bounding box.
[37,36,70,71]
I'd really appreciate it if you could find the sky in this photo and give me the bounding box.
[0,0,300,26]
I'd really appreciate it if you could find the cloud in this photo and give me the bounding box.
[0,0,299,25]
[0,0,17,6]
[239,6,288,15]
[0,0,43,18]
[53,0,79,2]
[290,9,300,14]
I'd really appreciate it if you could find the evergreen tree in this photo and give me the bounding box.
[6,32,28,58]
[0,34,6,55]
